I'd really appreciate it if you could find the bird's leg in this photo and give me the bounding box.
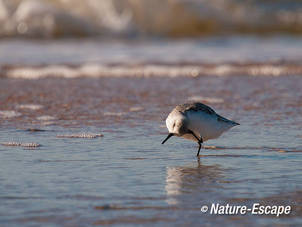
[197,141,202,156]
[188,130,203,156]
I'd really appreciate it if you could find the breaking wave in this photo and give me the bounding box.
[1,0,302,38]
[2,63,302,78]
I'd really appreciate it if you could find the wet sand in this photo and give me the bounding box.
[0,75,301,226]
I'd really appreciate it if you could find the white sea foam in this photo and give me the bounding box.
[129,107,144,112]
[56,133,103,138]
[1,142,40,147]
[0,110,22,118]
[103,112,126,116]
[40,121,56,126]
[37,115,56,121]
[18,104,43,110]
[4,63,302,79]
[5,64,202,78]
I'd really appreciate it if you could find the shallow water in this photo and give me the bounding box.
[0,74,301,226]
[1,36,302,66]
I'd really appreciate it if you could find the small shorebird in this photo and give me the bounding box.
[162,102,239,156]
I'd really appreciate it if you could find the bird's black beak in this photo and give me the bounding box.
[162,133,174,144]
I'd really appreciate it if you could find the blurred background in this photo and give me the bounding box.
[1,0,302,77]
[1,0,302,38]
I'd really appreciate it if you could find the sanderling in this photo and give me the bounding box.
[162,102,239,156]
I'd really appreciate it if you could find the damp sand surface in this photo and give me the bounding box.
[0,75,302,226]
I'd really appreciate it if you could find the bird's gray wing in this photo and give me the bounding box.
[175,102,216,115]
[175,102,239,125]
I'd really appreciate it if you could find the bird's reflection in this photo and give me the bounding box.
[165,159,222,205]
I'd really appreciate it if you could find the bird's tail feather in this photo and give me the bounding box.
[217,114,240,126]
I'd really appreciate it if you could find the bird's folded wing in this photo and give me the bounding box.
[176,102,216,115]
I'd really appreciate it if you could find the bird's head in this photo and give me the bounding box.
[162,112,188,144]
